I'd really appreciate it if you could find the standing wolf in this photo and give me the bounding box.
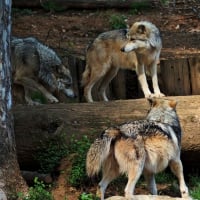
[86,98,189,200]
[82,21,164,102]
[11,37,75,105]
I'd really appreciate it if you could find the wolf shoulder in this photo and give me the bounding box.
[88,29,128,49]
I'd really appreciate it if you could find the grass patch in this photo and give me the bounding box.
[189,175,200,199]
[36,134,68,174]
[79,192,99,200]
[155,171,175,184]
[18,177,53,200]
[109,14,127,29]
[40,0,65,12]
[68,135,92,187]
[30,91,48,104]
[129,1,151,14]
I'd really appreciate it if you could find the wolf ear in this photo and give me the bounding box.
[137,24,146,34]
[169,100,177,109]
[149,32,160,48]
[147,97,158,107]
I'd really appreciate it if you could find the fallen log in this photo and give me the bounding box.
[12,0,151,9]
[13,95,200,170]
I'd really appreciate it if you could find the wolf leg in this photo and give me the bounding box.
[169,159,189,198]
[97,151,120,200]
[143,170,157,195]
[14,77,59,103]
[150,62,165,97]
[137,64,152,98]
[99,67,119,101]
[24,87,41,105]
[84,64,110,102]
[97,175,116,200]
[125,162,144,198]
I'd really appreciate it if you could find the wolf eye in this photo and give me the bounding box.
[130,38,135,41]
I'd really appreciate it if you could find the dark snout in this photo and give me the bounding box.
[120,47,125,52]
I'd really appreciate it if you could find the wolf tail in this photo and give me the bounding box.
[86,127,120,177]
[81,63,91,87]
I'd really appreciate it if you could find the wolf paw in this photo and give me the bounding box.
[153,92,165,98]
[148,93,165,98]
[48,96,59,103]
[125,194,135,200]
[181,186,190,198]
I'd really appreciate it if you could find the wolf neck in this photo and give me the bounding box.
[146,109,182,144]
[147,109,178,125]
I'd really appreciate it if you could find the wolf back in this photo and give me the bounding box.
[11,36,75,104]
[82,21,164,102]
[86,98,189,200]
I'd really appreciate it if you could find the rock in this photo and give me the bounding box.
[105,195,193,200]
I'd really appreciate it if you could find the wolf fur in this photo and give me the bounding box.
[82,21,164,102]
[11,36,75,105]
[86,98,189,200]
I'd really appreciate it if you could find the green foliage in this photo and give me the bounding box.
[68,135,91,187]
[36,134,68,173]
[160,0,169,6]
[30,91,47,104]
[189,175,200,199]
[129,1,150,14]
[18,178,53,200]
[40,0,65,12]
[79,192,99,200]
[155,171,175,184]
[109,14,127,29]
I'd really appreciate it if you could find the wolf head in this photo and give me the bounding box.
[146,98,180,127]
[121,21,162,53]
[34,39,75,98]
[54,64,75,98]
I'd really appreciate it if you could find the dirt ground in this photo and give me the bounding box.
[12,5,200,59]
[12,4,200,200]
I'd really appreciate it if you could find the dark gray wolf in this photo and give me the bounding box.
[82,21,164,102]
[11,37,75,105]
[86,98,189,200]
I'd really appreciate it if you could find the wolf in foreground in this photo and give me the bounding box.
[86,98,189,200]
[82,21,164,102]
[11,37,75,105]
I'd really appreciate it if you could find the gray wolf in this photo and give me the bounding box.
[86,98,189,200]
[11,36,75,105]
[82,21,164,102]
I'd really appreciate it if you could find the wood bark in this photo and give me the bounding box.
[13,95,200,170]
[12,0,151,9]
[0,0,27,197]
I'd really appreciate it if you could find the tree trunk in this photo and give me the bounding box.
[13,95,200,170]
[0,0,27,198]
